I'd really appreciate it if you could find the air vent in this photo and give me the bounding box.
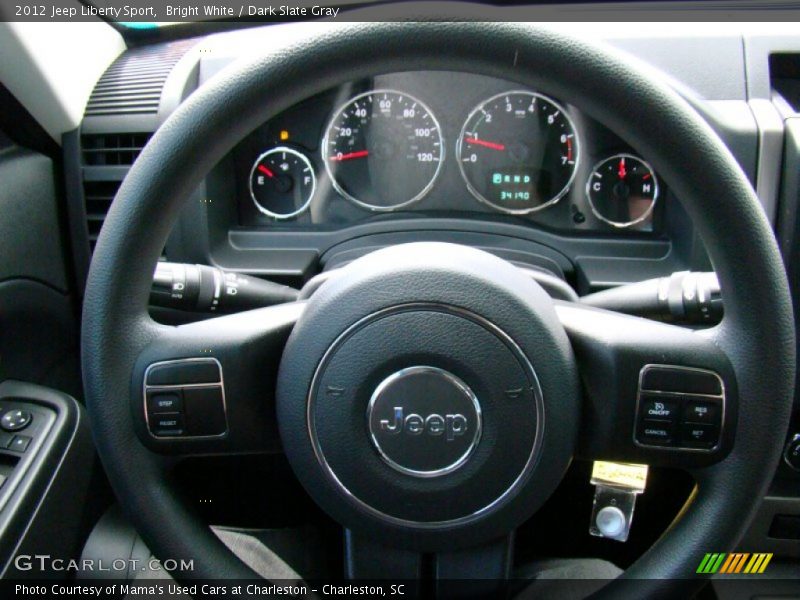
[85,40,196,117]
[771,53,800,113]
[82,133,151,166]
[83,180,120,252]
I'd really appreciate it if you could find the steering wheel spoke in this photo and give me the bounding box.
[131,302,304,456]
[556,301,737,469]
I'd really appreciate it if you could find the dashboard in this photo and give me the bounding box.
[78,24,779,296]
[228,71,662,234]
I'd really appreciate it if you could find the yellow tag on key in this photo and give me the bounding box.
[591,461,648,493]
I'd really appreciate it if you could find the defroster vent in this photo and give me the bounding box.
[84,40,196,117]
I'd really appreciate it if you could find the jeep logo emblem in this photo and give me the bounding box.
[380,407,468,441]
[367,367,482,478]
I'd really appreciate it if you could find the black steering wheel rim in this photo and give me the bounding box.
[81,22,795,595]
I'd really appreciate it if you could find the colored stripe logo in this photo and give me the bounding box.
[696,553,772,574]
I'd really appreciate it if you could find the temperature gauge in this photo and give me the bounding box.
[249,146,316,219]
[586,154,658,228]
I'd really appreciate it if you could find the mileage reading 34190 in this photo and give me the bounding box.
[322,90,444,211]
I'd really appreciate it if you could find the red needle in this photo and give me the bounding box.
[465,137,505,151]
[257,164,275,178]
[617,157,627,180]
[329,150,369,162]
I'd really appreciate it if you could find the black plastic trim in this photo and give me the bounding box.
[0,381,91,577]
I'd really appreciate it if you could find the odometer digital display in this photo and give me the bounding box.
[457,91,580,214]
[322,90,444,211]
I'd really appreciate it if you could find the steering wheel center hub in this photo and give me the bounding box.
[304,303,542,527]
[277,243,580,547]
[367,366,482,478]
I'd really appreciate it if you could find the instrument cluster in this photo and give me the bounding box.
[232,71,663,233]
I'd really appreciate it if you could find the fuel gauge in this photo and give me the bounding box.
[249,146,316,220]
[586,154,658,228]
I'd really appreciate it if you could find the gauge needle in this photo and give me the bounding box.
[617,157,627,180]
[258,164,275,178]
[329,150,370,162]
[464,137,505,151]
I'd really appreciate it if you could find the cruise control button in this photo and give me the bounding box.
[640,396,678,421]
[147,361,221,386]
[683,400,720,425]
[1,409,32,432]
[641,367,722,395]
[9,435,32,453]
[680,423,719,449]
[183,387,226,436]
[637,419,675,445]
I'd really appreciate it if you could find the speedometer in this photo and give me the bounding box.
[457,91,580,214]
[322,90,444,211]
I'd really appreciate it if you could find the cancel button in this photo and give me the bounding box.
[640,395,678,421]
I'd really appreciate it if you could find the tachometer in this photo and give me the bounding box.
[457,91,579,214]
[322,90,444,211]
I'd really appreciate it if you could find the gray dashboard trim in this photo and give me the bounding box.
[750,99,785,225]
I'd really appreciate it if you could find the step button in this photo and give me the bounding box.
[147,391,183,414]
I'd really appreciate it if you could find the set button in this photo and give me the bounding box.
[680,423,718,449]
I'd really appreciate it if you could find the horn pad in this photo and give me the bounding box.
[277,243,579,551]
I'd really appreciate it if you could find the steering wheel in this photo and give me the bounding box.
[82,22,795,597]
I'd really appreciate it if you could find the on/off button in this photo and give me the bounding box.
[640,396,678,421]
